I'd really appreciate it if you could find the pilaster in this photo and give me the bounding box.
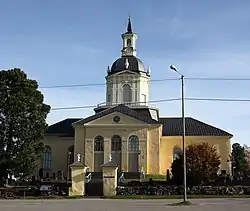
[85,139,94,171]
[104,138,111,163]
[121,138,128,171]
[139,140,147,173]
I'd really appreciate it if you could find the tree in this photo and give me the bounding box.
[243,145,250,169]
[171,142,221,185]
[231,143,249,176]
[0,68,50,184]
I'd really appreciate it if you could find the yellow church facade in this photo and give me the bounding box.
[38,18,233,179]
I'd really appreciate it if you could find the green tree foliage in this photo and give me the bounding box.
[0,68,50,184]
[231,143,249,176]
[244,145,250,169]
[171,142,221,185]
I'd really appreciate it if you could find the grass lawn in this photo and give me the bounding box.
[1,194,249,200]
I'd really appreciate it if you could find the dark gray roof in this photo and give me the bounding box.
[46,118,80,137]
[94,106,159,119]
[73,104,159,126]
[45,107,233,138]
[159,117,232,137]
[109,56,147,76]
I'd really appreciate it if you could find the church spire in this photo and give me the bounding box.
[127,16,132,33]
[121,16,138,57]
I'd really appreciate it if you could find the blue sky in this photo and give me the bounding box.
[1,0,250,145]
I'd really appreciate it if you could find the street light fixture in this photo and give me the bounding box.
[170,65,187,202]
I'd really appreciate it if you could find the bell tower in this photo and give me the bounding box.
[95,16,153,114]
[121,16,138,57]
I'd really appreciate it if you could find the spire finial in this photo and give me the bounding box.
[127,15,132,33]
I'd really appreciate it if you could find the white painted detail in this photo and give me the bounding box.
[105,72,150,106]
[149,109,158,121]
[77,153,81,162]
[125,58,129,69]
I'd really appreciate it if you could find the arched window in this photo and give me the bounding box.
[173,147,182,160]
[127,39,131,47]
[43,146,52,169]
[67,146,74,165]
[94,136,104,151]
[123,84,132,103]
[128,135,139,152]
[111,135,122,151]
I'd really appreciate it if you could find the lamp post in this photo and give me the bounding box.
[170,65,187,202]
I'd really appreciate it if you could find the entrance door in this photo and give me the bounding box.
[94,136,104,172]
[111,135,122,170]
[128,135,139,172]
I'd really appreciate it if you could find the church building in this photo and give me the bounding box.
[39,18,233,179]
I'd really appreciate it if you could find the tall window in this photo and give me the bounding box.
[111,135,122,151]
[128,135,139,152]
[127,39,132,47]
[43,146,52,169]
[107,93,111,103]
[67,146,74,165]
[173,147,182,160]
[94,135,104,152]
[123,84,132,103]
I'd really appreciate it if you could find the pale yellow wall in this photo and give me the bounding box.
[75,111,150,172]
[147,126,162,174]
[74,125,86,164]
[78,126,149,172]
[39,113,232,178]
[159,136,232,175]
[37,135,74,177]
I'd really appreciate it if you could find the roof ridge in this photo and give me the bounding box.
[48,118,77,127]
[72,103,159,126]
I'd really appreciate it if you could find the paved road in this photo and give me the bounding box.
[0,198,250,211]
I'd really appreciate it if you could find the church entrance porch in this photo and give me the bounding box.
[73,105,161,175]
[91,132,143,174]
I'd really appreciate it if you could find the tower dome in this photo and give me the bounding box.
[109,56,147,75]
